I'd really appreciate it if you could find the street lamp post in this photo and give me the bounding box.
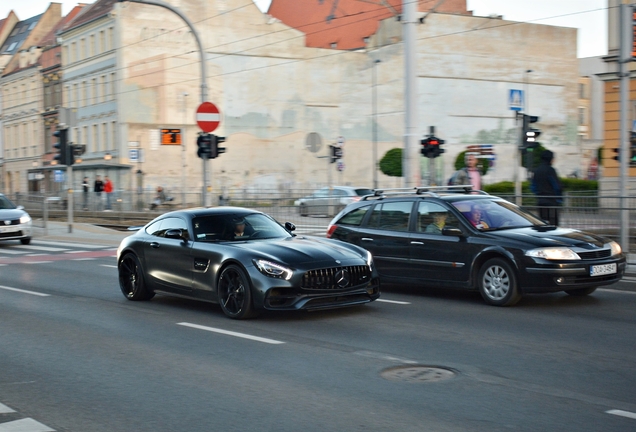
[182,92,188,208]
[372,59,381,189]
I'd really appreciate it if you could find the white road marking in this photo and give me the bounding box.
[23,262,53,265]
[376,298,411,305]
[598,288,636,295]
[101,265,117,268]
[33,240,105,249]
[72,258,95,261]
[64,250,90,254]
[14,245,69,252]
[0,249,28,255]
[0,418,56,431]
[606,409,636,420]
[0,402,15,413]
[177,322,285,345]
[0,285,50,297]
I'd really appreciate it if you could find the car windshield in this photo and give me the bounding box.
[354,188,374,196]
[452,199,545,230]
[0,196,17,210]
[193,213,292,242]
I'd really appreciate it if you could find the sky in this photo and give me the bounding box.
[0,0,607,58]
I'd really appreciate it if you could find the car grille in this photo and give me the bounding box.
[301,265,371,290]
[0,219,20,226]
[578,249,611,260]
[0,230,23,239]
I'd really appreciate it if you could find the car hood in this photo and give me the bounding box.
[231,236,366,266]
[0,209,27,220]
[488,226,611,249]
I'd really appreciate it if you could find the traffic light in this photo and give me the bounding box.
[197,133,212,159]
[72,144,86,164]
[613,148,620,162]
[329,145,338,163]
[420,136,445,158]
[521,114,540,150]
[211,135,226,159]
[53,127,69,165]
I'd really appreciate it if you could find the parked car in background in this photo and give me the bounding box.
[295,186,374,217]
[326,186,625,307]
[117,206,380,319]
[0,193,32,245]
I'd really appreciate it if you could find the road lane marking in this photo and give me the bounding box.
[177,322,285,345]
[606,409,636,420]
[376,298,411,305]
[14,245,69,252]
[64,250,91,254]
[101,265,117,268]
[0,403,15,413]
[599,288,636,295]
[0,285,50,297]
[33,240,105,249]
[72,258,95,261]
[0,249,28,255]
[23,261,53,265]
[0,418,55,431]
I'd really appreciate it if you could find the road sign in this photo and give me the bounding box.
[509,89,523,111]
[337,161,345,172]
[161,128,182,145]
[129,148,139,162]
[337,136,345,146]
[196,102,221,133]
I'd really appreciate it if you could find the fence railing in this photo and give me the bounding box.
[11,190,636,252]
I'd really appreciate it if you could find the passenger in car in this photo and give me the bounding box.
[466,204,489,229]
[425,212,448,234]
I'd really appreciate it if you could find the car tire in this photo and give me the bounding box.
[299,204,308,217]
[477,258,521,306]
[218,264,257,319]
[565,286,597,296]
[118,253,155,301]
[20,237,31,245]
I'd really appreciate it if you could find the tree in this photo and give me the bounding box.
[379,148,403,177]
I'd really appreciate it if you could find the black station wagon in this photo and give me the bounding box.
[326,187,625,306]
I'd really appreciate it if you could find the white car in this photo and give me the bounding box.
[0,194,32,245]
[296,186,373,217]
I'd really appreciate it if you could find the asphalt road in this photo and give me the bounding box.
[1,240,635,432]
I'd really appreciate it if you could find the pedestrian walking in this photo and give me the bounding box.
[94,175,104,211]
[104,176,114,211]
[449,153,482,190]
[532,150,562,226]
[82,176,90,210]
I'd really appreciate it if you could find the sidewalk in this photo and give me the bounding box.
[34,221,132,247]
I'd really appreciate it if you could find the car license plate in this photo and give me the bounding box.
[0,226,18,234]
[590,263,617,277]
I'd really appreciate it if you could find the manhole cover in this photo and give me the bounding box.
[380,365,456,383]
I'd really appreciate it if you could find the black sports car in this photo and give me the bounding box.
[117,207,380,319]
[326,188,626,306]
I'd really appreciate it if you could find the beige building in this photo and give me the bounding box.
[3,0,581,201]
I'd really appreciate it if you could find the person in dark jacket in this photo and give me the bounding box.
[532,150,562,226]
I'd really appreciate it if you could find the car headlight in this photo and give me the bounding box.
[20,214,31,224]
[525,247,581,260]
[253,259,293,280]
[608,241,622,256]
[365,250,373,268]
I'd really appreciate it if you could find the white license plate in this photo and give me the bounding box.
[0,226,18,233]
[590,263,617,277]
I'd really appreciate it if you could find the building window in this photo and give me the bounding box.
[100,31,105,53]
[92,77,98,104]
[578,107,585,126]
[89,34,95,57]
[579,83,586,99]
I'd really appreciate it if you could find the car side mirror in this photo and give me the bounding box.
[442,226,464,237]
[285,222,296,232]
[165,228,186,240]
[17,205,24,210]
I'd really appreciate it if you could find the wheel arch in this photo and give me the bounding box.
[469,247,518,289]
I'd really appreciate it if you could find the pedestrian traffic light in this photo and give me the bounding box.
[420,136,445,158]
[329,145,338,163]
[211,135,226,159]
[197,133,212,159]
[53,127,69,165]
[613,148,620,162]
[522,114,540,150]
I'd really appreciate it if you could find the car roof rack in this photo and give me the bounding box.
[362,185,488,200]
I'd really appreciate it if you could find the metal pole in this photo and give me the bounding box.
[619,3,630,250]
[67,165,73,233]
[373,59,380,189]
[182,92,188,208]
[117,0,209,206]
[403,0,419,187]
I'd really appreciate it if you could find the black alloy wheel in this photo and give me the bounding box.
[477,257,521,306]
[119,253,155,301]
[218,265,256,319]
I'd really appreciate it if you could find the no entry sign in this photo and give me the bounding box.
[196,102,221,133]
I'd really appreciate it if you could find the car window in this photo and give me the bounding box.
[452,199,542,230]
[314,188,330,198]
[194,213,291,241]
[193,215,228,241]
[336,204,372,226]
[333,189,347,197]
[147,217,189,239]
[0,196,15,210]
[354,188,373,197]
[368,201,413,232]
[416,202,459,234]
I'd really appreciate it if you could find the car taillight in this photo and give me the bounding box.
[326,224,337,238]
[351,197,361,202]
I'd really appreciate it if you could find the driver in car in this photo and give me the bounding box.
[234,218,247,237]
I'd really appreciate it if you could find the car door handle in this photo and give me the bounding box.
[410,241,424,245]
[150,242,160,248]
[361,237,373,242]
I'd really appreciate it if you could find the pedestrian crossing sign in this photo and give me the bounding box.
[509,89,523,111]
